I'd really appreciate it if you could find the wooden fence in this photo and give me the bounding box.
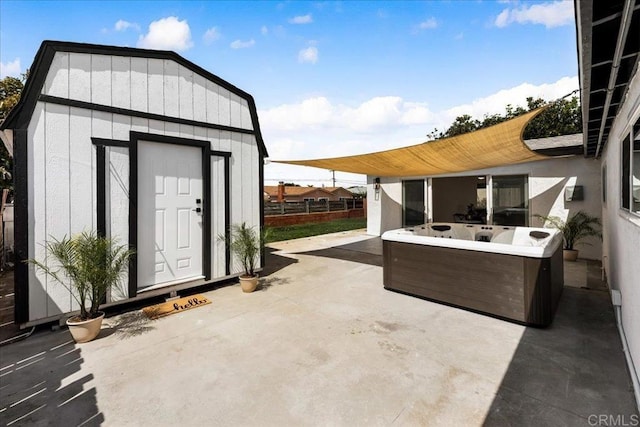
[264,199,364,216]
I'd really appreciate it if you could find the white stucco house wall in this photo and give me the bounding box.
[576,0,640,408]
[367,140,603,260]
[0,41,268,326]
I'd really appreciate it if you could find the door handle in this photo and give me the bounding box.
[192,207,202,213]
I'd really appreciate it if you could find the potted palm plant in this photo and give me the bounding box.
[535,211,601,261]
[28,231,134,343]
[221,222,266,292]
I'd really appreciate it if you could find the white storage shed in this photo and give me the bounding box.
[0,41,268,326]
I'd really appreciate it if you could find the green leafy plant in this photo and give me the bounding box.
[535,211,602,250]
[27,231,134,321]
[220,223,267,277]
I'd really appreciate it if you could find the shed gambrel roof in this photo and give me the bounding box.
[0,40,268,157]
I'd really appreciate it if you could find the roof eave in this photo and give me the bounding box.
[575,0,593,157]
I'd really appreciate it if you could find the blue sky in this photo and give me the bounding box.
[1,1,578,186]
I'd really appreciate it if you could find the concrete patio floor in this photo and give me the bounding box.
[1,230,637,426]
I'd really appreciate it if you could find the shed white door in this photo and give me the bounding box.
[138,141,203,289]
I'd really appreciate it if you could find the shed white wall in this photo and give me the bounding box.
[26,51,261,322]
[367,155,602,260]
[601,67,640,404]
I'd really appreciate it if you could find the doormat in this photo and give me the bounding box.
[143,294,211,319]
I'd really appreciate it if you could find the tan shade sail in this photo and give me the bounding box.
[274,108,550,177]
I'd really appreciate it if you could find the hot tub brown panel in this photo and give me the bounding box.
[382,241,563,326]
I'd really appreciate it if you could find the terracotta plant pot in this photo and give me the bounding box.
[239,275,259,293]
[66,311,105,343]
[563,249,579,262]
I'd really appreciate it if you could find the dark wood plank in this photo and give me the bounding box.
[383,240,563,326]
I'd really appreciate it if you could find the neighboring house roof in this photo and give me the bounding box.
[524,133,583,156]
[0,40,268,157]
[323,187,355,195]
[347,186,367,196]
[576,1,640,157]
[263,186,346,199]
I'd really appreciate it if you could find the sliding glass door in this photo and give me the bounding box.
[403,180,425,226]
[492,175,528,226]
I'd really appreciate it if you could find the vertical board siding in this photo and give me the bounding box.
[130,58,148,112]
[193,74,207,122]
[147,59,164,115]
[112,115,132,140]
[179,124,195,139]
[179,66,194,120]
[28,104,48,320]
[43,52,69,98]
[228,132,242,274]
[164,122,180,137]
[229,93,242,128]
[91,54,111,106]
[218,87,231,127]
[26,51,261,323]
[207,129,221,151]
[239,133,253,224]
[163,59,179,117]
[131,117,149,133]
[45,103,72,316]
[92,111,113,139]
[247,134,261,268]
[44,53,254,131]
[69,108,93,236]
[205,80,220,124]
[111,56,131,109]
[240,98,252,130]
[210,156,226,277]
[69,53,91,102]
[108,147,130,301]
[148,119,165,135]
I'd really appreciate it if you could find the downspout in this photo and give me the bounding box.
[611,290,640,410]
[595,0,635,158]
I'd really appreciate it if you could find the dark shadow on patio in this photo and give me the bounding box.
[261,247,299,276]
[102,311,156,340]
[483,267,639,425]
[294,237,383,267]
[0,329,104,426]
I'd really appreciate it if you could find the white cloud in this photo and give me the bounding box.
[261,25,269,35]
[137,16,193,51]
[495,1,574,29]
[0,58,21,78]
[298,46,319,64]
[441,76,579,126]
[260,96,434,134]
[203,27,221,44]
[418,17,438,30]
[289,14,313,24]
[260,76,579,185]
[230,39,255,49]
[115,19,140,32]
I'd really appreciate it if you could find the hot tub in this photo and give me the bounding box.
[381,223,564,326]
